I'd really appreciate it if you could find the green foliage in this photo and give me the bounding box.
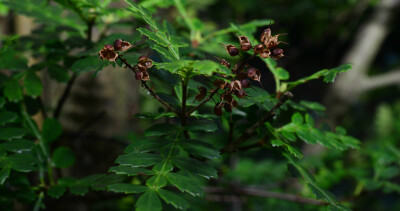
[0,0,363,210]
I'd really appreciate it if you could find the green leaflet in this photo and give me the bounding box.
[166,172,204,197]
[108,183,148,194]
[173,157,218,179]
[157,189,189,210]
[285,154,350,210]
[136,189,162,211]
[115,152,163,167]
[155,60,232,78]
[125,0,188,61]
[42,118,62,143]
[180,140,220,160]
[0,111,18,126]
[24,71,42,98]
[0,127,26,141]
[109,166,155,176]
[52,146,76,168]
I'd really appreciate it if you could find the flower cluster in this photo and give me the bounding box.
[99,39,153,81]
[196,28,286,116]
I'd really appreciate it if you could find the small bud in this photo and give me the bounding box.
[214,103,223,116]
[253,44,264,54]
[99,45,118,62]
[240,79,251,88]
[224,94,234,104]
[220,43,239,56]
[247,67,257,78]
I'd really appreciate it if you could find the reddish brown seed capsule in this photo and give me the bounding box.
[230,80,242,91]
[99,44,118,62]
[251,69,261,82]
[220,43,239,56]
[235,90,247,98]
[135,71,143,80]
[213,79,227,89]
[240,79,251,88]
[238,36,252,51]
[224,103,232,113]
[271,48,284,60]
[231,99,238,107]
[260,49,271,58]
[247,67,257,78]
[114,39,133,51]
[253,44,264,54]
[138,56,153,70]
[260,28,272,44]
[142,71,150,81]
[214,103,223,116]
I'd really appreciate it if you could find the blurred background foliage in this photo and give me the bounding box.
[0,0,400,210]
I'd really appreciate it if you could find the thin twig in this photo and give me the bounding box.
[223,92,293,152]
[54,74,77,119]
[205,186,327,206]
[118,56,180,115]
[187,88,220,116]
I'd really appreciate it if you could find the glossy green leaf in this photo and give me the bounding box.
[166,172,204,197]
[144,124,179,137]
[42,118,62,143]
[136,189,162,211]
[0,167,10,185]
[185,121,218,132]
[296,125,317,144]
[291,113,303,124]
[69,185,89,196]
[180,140,220,159]
[0,111,18,126]
[323,64,352,83]
[47,185,66,198]
[3,79,23,102]
[300,101,326,111]
[71,56,109,75]
[146,175,167,188]
[1,139,34,152]
[124,138,170,153]
[52,146,75,168]
[271,139,284,147]
[24,71,42,97]
[115,152,162,167]
[276,67,289,80]
[157,189,189,210]
[109,166,155,176]
[47,65,69,83]
[174,157,218,179]
[8,152,37,172]
[108,183,148,194]
[0,127,26,141]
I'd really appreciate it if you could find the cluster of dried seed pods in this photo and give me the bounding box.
[99,39,133,62]
[197,28,286,116]
[99,39,153,81]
